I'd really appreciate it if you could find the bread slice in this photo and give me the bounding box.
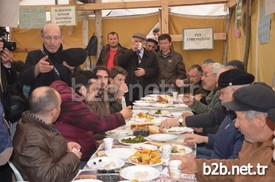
[148,125,160,134]
[130,121,154,129]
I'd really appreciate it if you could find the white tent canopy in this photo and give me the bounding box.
[19,0,228,17]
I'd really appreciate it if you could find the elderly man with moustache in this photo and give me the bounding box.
[119,32,158,105]
[170,83,275,182]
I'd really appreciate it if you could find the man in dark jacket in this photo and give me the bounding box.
[19,23,85,94]
[119,32,158,105]
[96,32,127,70]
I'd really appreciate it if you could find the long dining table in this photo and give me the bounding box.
[74,94,197,182]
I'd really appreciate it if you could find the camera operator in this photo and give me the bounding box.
[0,38,14,182]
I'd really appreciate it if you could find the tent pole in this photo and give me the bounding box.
[95,0,102,68]
[243,0,251,72]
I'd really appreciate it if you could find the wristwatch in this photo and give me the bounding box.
[178,118,183,126]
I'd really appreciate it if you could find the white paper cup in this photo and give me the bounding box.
[169,160,182,180]
[103,138,114,151]
[162,144,172,159]
[172,92,178,100]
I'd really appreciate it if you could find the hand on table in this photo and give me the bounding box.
[182,111,193,117]
[160,118,180,129]
[184,133,208,145]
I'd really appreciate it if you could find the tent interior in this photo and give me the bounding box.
[2,0,275,86]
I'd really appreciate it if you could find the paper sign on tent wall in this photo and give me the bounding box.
[19,7,46,29]
[0,0,19,27]
[183,28,214,50]
[51,6,76,26]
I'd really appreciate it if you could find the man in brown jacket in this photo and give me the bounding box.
[12,87,81,182]
[171,83,275,182]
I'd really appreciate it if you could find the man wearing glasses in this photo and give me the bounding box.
[176,64,209,104]
[20,23,76,95]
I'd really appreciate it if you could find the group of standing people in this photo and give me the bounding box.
[96,30,187,105]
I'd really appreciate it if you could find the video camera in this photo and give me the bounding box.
[0,27,16,51]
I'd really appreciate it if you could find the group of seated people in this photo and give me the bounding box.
[1,22,275,182]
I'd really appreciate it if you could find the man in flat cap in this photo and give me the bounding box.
[145,38,158,52]
[171,82,275,181]
[119,32,158,105]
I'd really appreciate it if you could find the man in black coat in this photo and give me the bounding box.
[119,32,158,105]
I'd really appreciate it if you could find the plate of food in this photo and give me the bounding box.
[129,149,163,166]
[162,126,194,135]
[131,143,158,151]
[160,144,192,156]
[118,135,148,145]
[87,157,125,170]
[120,166,160,182]
[133,112,154,122]
[105,148,136,160]
[146,133,177,142]
[149,109,170,117]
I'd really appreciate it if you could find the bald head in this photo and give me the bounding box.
[41,23,62,36]
[29,87,61,115]
[41,23,63,53]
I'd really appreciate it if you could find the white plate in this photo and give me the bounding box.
[120,166,160,181]
[131,143,158,151]
[152,103,169,108]
[162,126,194,135]
[174,103,188,108]
[133,102,151,107]
[118,136,148,145]
[105,127,133,139]
[141,97,156,102]
[149,110,170,117]
[105,148,136,160]
[160,144,192,156]
[146,134,177,142]
[73,179,103,182]
[87,157,125,170]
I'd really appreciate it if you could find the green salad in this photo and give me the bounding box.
[121,135,147,143]
[155,109,162,114]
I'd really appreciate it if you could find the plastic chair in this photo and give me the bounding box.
[8,161,24,181]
